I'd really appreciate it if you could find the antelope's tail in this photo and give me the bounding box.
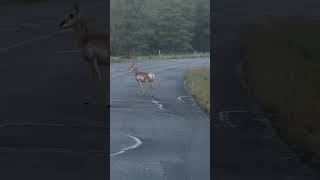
[148,73,155,81]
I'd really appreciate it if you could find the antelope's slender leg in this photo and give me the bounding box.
[90,60,107,106]
[93,58,102,80]
[150,81,155,97]
[145,82,150,96]
[147,82,152,96]
[138,80,145,95]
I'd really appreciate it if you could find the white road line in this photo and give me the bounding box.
[111,59,209,75]
[0,29,71,54]
[111,99,153,103]
[110,99,175,105]
[177,95,192,103]
[152,64,180,72]
[110,99,130,102]
[111,61,201,79]
[110,107,165,113]
[152,61,209,73]
[152,100,165,111]
[111,62,183,78]
[110,135,143,157]
[111,61,176,73]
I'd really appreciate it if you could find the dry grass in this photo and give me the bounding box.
[186,67,210,113]
[245,16,320,160]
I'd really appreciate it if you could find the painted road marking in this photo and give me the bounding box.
[110,135,143,157]
[152,100,165,111]
[111,58,209,74]
[111,62,183,78]
[177,95,192,103]
[111,99,167,111]
[111,61,175,73]
[112,61,209,79]
[111,99,154,103]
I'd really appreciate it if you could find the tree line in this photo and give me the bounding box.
[111,0,210,57]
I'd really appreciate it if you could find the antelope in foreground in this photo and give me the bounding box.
[59,3,109,81]
[128,62,155,97]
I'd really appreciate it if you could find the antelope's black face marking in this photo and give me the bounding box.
[59,4,79,29]
[128,63,139,72]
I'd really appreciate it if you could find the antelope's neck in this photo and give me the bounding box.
[73,17,89,48]
[133,69,140,75]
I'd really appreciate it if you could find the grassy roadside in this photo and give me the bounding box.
[186,67,210,113]
[245,16,320,162]
[111,52,210,62]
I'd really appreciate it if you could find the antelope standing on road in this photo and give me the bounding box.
[128,62,155,97]
[59,3,109,81]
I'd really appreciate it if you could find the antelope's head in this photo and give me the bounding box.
[59,3,81,29]
[128,62,139,72]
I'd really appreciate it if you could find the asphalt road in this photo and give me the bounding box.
[110,58,210,180]
[0,1,108,179]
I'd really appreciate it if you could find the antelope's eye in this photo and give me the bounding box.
[69,14,74,18]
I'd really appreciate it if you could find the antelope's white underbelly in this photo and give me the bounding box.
[148,73,155,80]
[136,73,155,82]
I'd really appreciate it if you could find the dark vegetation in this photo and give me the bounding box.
[245,17,320,163]
[111,0,210,58]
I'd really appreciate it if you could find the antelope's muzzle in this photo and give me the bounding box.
[59,20,67,28]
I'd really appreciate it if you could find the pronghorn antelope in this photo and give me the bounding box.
[59,3,109,105]
[59,3,109,81]
[128,62,155,97]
